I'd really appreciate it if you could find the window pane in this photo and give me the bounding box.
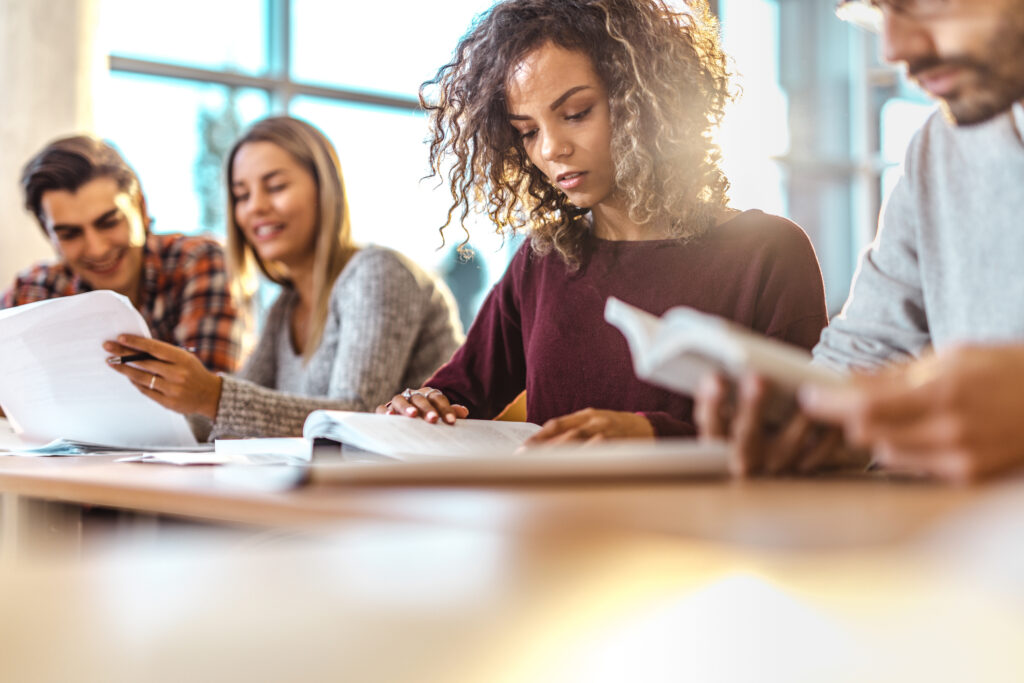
[95,72,270,237]
[718,0,788,216]
[290,0,495,97]
[290,97,513,326]
[99,0,268,74]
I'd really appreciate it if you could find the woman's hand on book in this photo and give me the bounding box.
[523,408,655,445]
[104,335,222,420]
[376,387,469,425]
[695,373,854,476]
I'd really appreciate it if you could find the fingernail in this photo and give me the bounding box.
[444,413,456,425]
[406,407,417,416]
[426,411,438,422]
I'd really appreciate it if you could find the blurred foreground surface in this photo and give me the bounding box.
[2,469,1024,682]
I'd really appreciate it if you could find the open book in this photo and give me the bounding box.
[605,297,844,419]
[303,410,541,460]
[300,410,729,483]
[0,291,198,449]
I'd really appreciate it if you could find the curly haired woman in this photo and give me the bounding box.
[379,0,828,443]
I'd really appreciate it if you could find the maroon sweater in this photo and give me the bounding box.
[426,210,828,436]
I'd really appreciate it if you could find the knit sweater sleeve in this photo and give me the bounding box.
[210,249,437,438]
[813,130,931,373]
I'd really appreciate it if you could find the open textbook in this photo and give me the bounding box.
[605,297,845,408]
[298,410,729,483]
[0,291,198,449]
[303,410,542,460]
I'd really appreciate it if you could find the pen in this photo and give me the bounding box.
[106,347,196,365]
[107,352,156,365]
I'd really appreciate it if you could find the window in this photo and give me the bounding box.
[96,0,499,329]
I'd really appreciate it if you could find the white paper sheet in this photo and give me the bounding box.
[0,418,23,452]
[0,291,198,448]
[117,438,311,466]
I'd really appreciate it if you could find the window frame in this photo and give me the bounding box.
[107,0,421,115]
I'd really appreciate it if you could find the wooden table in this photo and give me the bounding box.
[0,453,997,548]
[2,453,1023,681]
[1,473,1023,682]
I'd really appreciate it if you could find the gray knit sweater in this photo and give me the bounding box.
[210,246,463,438]
[813,103,1024,372]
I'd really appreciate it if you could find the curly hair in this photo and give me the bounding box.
[421,0,734,267]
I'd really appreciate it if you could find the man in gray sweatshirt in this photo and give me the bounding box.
[698,0,1024,481]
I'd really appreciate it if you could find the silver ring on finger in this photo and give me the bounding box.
[149,375,157,391]
[424,389,441,398]
[401,389,414,400]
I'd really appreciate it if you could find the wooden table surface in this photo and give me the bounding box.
[1,476,1023,683]
[0,452,1002,549]
[3,449,1024,682]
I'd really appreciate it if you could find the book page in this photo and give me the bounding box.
[606,297,844,397]
[304,410,540,459]
[0,291,198,448]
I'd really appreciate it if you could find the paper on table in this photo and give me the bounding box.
[215,437,311,461]
[0,418,24,452]
[0,291,198,448]
[303,410,540,460]
[119,438,312,466]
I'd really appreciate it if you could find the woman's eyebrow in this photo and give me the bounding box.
[548,85,591,110]
[508,85,594,120]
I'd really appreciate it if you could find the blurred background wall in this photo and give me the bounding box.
[0,0,935,325]
[0,0,101,291]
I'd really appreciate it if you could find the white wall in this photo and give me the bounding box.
[0,0,100,286]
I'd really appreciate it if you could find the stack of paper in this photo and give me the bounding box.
[0,291,198,449]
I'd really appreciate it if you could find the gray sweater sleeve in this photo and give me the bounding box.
[210,248,459,438]
[812,136,932,373]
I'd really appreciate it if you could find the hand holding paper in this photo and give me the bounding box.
[0,291,198,448]
[104,335,222,420]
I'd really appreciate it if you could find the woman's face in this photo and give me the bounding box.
[231,141,319,270]
[506,43,616,210]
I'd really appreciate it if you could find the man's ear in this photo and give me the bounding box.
[137,192,152,233]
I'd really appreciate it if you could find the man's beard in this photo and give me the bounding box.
[907,11,1024,126]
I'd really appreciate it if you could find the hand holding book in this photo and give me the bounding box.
[605,297,865,476]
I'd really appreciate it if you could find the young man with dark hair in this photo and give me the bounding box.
[3,135,243,373]
[698,0,1024,481]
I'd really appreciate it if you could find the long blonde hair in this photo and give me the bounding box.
[225,116,357,360]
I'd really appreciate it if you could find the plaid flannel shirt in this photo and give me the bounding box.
[0,232,243,373]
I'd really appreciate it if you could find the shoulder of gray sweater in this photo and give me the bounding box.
[328,246,462,339]
[906,106,1018,179]
[331,245,439,304]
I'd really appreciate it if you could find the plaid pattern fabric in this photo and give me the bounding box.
[0,233,243,373]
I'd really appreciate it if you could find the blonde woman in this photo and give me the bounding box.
[106,116,462,438]
[379,0,828,443]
